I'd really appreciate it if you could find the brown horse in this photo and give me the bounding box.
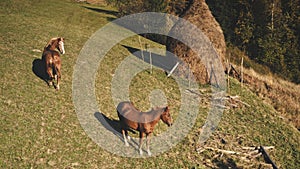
[42,37,65,90]
[117,101,172,156]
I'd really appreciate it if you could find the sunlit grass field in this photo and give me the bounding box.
[0,0,299,168]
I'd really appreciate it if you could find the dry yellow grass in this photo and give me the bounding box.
[229,63,300,130]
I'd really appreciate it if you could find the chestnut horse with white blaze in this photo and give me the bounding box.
[117,101,173,156]
[42,37,65,90]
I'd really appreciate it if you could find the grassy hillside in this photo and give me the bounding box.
[227,45,300,130]
[0,0,299,168]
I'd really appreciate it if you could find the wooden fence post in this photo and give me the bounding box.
[227,59,230,93]
[167,62,180,78]
[241,57,244,87]
[138,36,144,61]
[149,45,152,74]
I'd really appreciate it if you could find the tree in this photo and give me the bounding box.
[281,0,300,82]
[107,0,300,83]
[234,0,254,51]
[206,0,240,44]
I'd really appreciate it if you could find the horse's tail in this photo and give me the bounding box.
[49,59,57,75]
[54,65,58,74]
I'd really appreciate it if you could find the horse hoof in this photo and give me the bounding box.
[139,149,143,155]
[125,142,129,147]
[147,151,152,156]
[127,136,131,141]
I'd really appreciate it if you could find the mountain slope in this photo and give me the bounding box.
[0,0,299,168]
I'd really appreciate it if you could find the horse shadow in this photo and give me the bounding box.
[32,58,49,85]
[94,112,121,135]
[94,112,139,147]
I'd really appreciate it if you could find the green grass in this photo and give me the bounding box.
[0,0,299,168]
[215,79,300,168]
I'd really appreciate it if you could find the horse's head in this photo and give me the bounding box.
[45,37,65,54]
[56,37,65,54]
[161,106,172,127]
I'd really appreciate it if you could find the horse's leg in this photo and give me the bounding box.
[46,65,54,87]
[122,129,129,147]
[139,132,144,155]
[146,133,151,156]
[55,65,61,90]
[125,130,131,141]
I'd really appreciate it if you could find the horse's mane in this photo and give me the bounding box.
[144,106,166,118]
[118,102,167,123]
[45,37,60,48]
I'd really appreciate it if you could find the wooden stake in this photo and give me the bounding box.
[149,48,152,74]
[138,36,144,61]
[167,62,179,77]
[241,57,244,87]
[210,62,219,88]
[260,146,278,169]
[227,59,230,93]
[188,64,191,89]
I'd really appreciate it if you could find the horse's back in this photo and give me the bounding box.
[117,101,138,116]
[117,101,140,129]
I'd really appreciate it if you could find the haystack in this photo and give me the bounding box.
[167,0,226,84]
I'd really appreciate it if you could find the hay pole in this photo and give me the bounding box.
[242,146,274,151]
[149,45,152,74]
[259,146,278,169]
[241,57,244,87]
[188,64,191,89]
[167,62,179,78]
[138,36,144,61]
[229,64,241,79]
[205,147,240,155]
[203,146,277,168]
[144,43,152,74]
[228,95,251,107]
[227,59,231,93]
[210,62,220,88]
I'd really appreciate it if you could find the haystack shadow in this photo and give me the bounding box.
[82,6,117,21]
[122,45,180,73]
[83,6,118,16]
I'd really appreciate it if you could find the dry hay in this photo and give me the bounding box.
[167,0,226,84]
